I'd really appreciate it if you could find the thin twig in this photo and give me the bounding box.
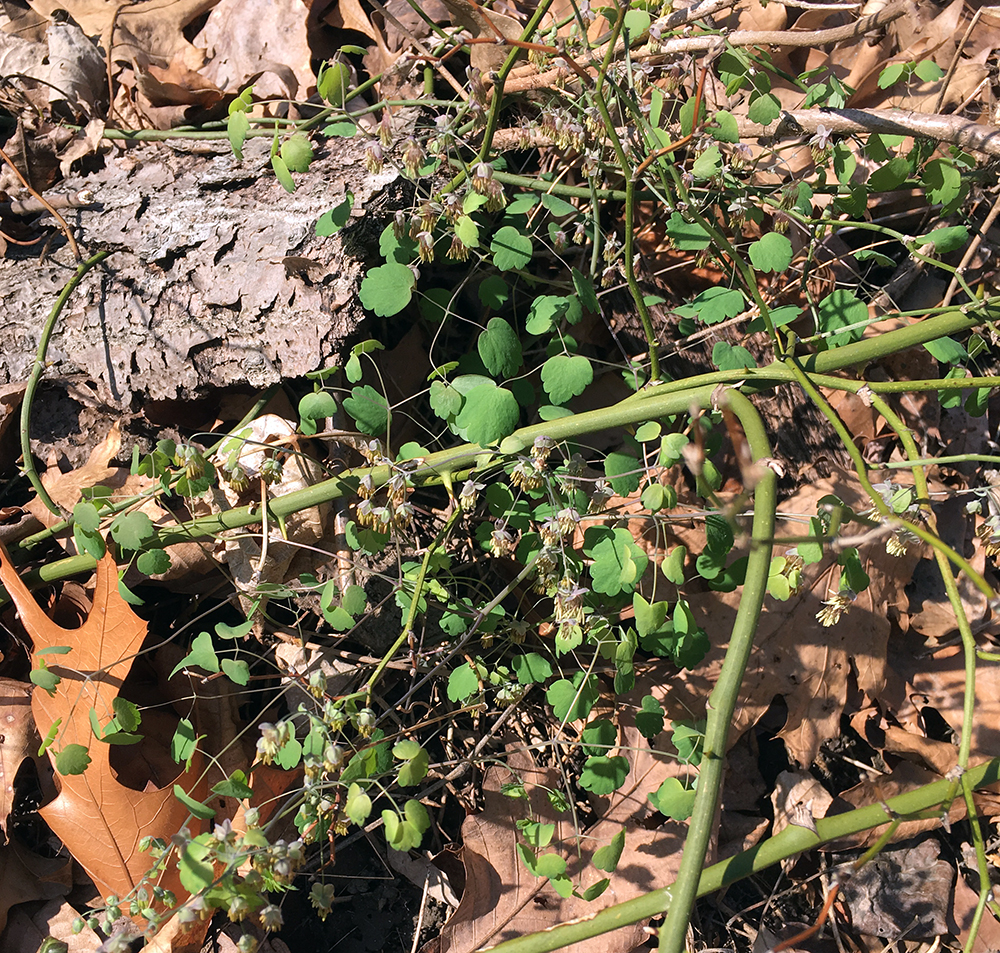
[934,8,981,114]
[0,145,81,259]
[941,189,1000,308]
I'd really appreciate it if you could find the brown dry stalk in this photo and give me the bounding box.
[740,108,1000,158]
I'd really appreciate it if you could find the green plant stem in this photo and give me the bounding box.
[21,250,112,517]
[588,9,660,381]
[366,506,463,702]
[7,300,999,595]
[444,0,556,194]
[483,758,1000,953]
[658,390,775,953]
[866,393,997,948]
[18,385,280,553]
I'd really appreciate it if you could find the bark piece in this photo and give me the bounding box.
[0,133,409,405]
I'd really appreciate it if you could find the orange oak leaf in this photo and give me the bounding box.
[0,544,202,902]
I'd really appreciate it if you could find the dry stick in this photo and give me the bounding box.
[739,108,1000,159]
[941,189,1000,308]
[934,7,982,115]
[6,189,96,215]
[642,0,908,55]
[0,145,81,260]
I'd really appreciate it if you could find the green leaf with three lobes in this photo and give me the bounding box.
[540,354,593,404]
[30,660,60,695]
[109,511,155,551]
[280,133,313,172]
[491,226,533,271]
[343,385,389,435]
[454,382,519,445]
[179,839,215,894]
[169,631,219,678]
[211,769,254,800]
[360,262,416,316]
[55,744,91,776]
[478,317,522,377]
[748,232,793,273]
[585,527,648,595]
[394,740,430,786]
[636,694,665,739]
[649,777,697,819]
[546,672,599,722]
[345,783,372,825]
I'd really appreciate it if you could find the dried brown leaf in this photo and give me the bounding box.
[0,678,40,843]
[0,545,203,902]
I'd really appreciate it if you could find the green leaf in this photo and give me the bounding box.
[540,193,577,217]
[587,527,648,595]
[221,658,250,686]
[922,159,963,213]
[708,110,739,143]
[112,697,141,732]
[675,287,745,325]
[832,142,857,184]
[712,341,757,371]
[454,382,520,445]
[227,110,250,160]
[55,744,90,775]
[343,385,389,435]
[316,192,354,236]
[671,719,706,765]
[546,672,599,722]
[216,619,254,640]
[109,512,155,551]
[271,153,295,192]
[133,548,169,579]
[318,59,351,105]
[479,275,509,309]
[359,262,415,317]
[649,777,696,820]
[581,718,616,756]
[275,736,302,770]
[345,520,389,554]
[660,433,690,466]
[491,226,533,271]
[345,782,372,825]
[534,852,567,879]
[579,755,629,794]
[665,213,710,251]
[747,92,780,124]
[692,145,722,181]
[454,214,480,249]
[448,664,480,702]
[429,380,463,420]
[178,840,215,894]
[878,62,908,88]
[922,336,968,364]
[662,545,687,584]
[748,233,793,273]
[212,770,254,800]
[394,741,429,787]
[512,652,553,685]
[635,694,665,739]
[478,317,522,377]
[633,593,668,639]
[592,829,626,873]
[914,59,944,82]
[816,289,868,346]
[604,450,640,495]
[171,718,198,766]
[74,501,100,532]
[30,661,61,695]
[173,784,216,820]
[914,225,968,253]
[169,631,219,679]
[73,523,105,559]
[867,157,910,191]
[540,354,593,404]
[323,120,357,137]
[281,134,313,173]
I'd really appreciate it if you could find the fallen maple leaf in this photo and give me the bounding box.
[0,544,203,903]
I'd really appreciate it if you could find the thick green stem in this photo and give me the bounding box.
[658,390,775,953]
[21,250,112,516]
[483,758,1000,953]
